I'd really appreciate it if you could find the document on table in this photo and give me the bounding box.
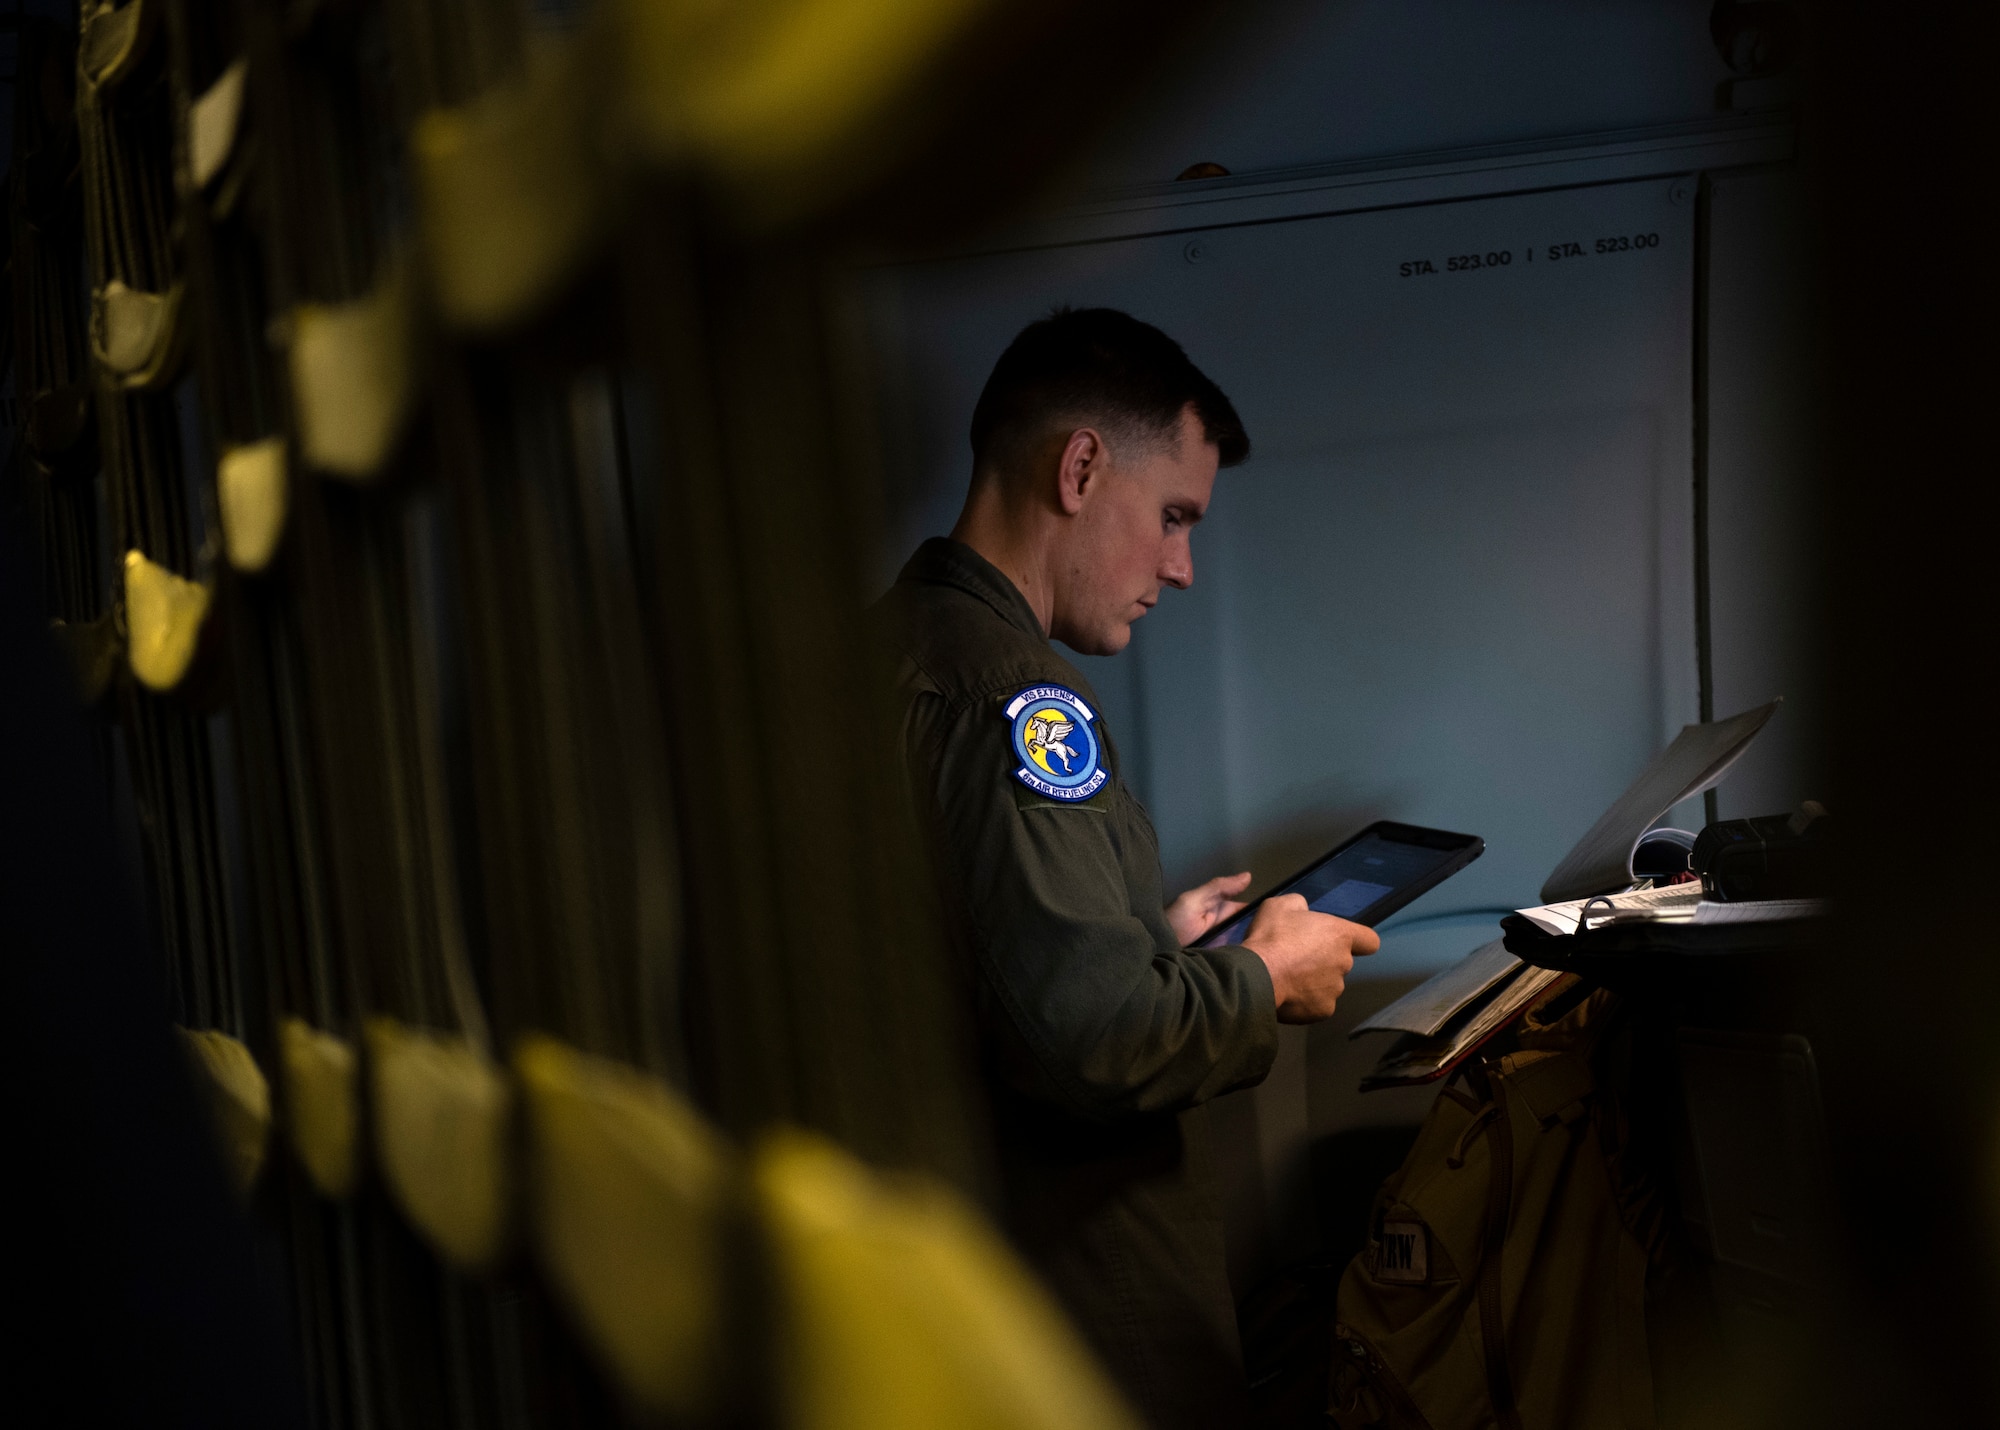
[1539,700,1782,904]
[1514,882,1829,936]
[1515,881,1705,936]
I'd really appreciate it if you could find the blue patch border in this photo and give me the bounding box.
[1005,684,1107,802]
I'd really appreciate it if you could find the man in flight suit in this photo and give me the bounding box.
[875,308,1380,1428]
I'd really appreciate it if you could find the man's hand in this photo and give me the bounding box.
[1167,871,1254,946]
[1240,894,1381,1023]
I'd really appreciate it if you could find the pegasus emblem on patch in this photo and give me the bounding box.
[1005,684,1107,801]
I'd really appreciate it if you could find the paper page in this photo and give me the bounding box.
[1514,885,1827,935]
[1515,882,1704,936]
[1352,939,1522,1039]
[1360,966,1569,1089]
[1516,900,1585,936]
[1539,700,1782,903]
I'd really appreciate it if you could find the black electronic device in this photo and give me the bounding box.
[1692,801,1831,902]
[1631,827,1697,881]
[1192,821,1484,948]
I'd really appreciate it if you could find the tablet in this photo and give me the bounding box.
[1192,821,1484,948]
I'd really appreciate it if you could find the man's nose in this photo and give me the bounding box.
[1161,540,1193,590]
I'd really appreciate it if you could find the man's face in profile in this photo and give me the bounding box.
[1054,405,1219,657]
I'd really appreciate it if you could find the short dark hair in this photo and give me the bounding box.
[968,307,1250,475]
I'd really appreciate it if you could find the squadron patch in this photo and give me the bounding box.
[1004,684,1107,801]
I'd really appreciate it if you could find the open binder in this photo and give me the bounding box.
[1353,700,1784,1089]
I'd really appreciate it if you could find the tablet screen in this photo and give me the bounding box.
[1194,826,1476,947]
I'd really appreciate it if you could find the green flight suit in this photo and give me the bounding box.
[875,538,1280,1430]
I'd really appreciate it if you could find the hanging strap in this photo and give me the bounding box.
[1476,1073,1524,1430]
[1616,1222,1656,1429]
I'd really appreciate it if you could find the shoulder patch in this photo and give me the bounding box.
[1003,684,1107,802]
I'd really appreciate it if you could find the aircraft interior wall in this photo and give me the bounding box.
[853,0,1820,1290]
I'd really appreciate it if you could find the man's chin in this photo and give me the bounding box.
[1087,624,1134,657]
[1057,622,1132,658]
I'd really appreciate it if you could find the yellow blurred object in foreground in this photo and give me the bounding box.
[218,438,288,574]
[289,263,419,482]
[280,1018,359,1199]
[92,280,186,389]
[187,59,246,190]
[49,612,122,705]
[413,42,608,333]
[756,1130,1141,1430]
[79,0,156,91]
[368,1019,512,1269]
[123,550,210,692]
[517,1036,730,1418]
[619,0,991,225]
[178,1027,271,1195]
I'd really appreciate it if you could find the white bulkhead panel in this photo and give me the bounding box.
[865,175,1701,976]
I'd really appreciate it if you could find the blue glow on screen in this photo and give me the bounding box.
[1197,832,1460,945]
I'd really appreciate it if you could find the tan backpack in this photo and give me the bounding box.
[1327,984,1679,1430]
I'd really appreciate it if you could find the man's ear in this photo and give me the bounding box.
[1056,427,1105,516]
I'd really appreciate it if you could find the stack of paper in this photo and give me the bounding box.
[1351,939,1572,1089]
[1353,940,1523,1038]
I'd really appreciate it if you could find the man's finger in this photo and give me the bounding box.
[1196,871,1252,903]
[1341,921,1382,955]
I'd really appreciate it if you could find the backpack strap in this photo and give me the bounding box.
[1466,1065,1525,1430]
[1616,1215,1655,1429]
[1502,1047,1594,1126]
[1476,1098,1523,1430]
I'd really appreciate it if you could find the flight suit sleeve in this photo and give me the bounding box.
[915,686,1280,1123]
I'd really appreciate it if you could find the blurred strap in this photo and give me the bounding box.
[412,42,608,333]
[280,1018,359,1199]
[754,1130,1140,1430]
[288,261,419,482]
[516,1036,728,1418]
[92,281,186,390]
[218,438,288,574]
[28,384,93,458]
[368,1018,512,1270]
[123,550,210,693]
[177,1027,271,1196]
